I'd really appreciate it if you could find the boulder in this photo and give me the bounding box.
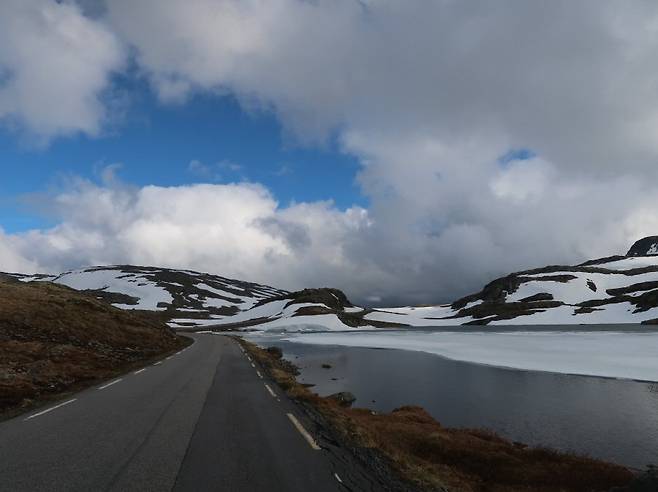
[327,391,356,407]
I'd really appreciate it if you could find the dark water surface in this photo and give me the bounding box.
[254,339,658,469]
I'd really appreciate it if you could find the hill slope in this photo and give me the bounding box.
[0,277,185,416]
[366,254,658,326]
[11,266,288,327]
[11,237,658,329]
[10,266,375,331]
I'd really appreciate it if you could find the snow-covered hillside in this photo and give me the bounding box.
[368,254,658,326]
[10,237,658,329]
[11,266,288,326]
[194,288,378,332]
[9,266,372,331]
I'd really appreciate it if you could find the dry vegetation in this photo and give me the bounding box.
[239,339,635,492]
[0,278,187,418]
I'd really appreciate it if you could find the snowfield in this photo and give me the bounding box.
[362,254,658,326]
[55,268,174,311]
[24,266,289,321]
[282,330,658,382]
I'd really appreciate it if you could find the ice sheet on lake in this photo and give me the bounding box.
[283,330,658,382]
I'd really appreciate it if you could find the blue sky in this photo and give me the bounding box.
[0,80,363,234]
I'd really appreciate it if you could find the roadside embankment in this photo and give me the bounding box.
[0,279,188,419]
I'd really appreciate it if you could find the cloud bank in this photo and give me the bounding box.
[5,1,658,305]
[0,0,124,141]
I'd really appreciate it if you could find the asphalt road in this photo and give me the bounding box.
[0,334,378,491]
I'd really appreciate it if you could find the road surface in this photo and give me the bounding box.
[0,334,378,491]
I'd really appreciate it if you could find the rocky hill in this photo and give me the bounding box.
[10,266,288,327]
[627,236,658,256]
[365,239,658,326]
[7,266,375,331]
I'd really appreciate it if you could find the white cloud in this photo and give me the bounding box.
[3,177,382,299]
[104,0,658,303]
[0,0,124,141]
[490,158,553,204]
[0,229,39,273]
[2,168,658,306]
[105,0,658,173]
[8,1,658,305]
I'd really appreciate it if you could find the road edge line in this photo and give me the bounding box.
[24,398,77,421]
[287,413,321,450]
[98,378,122,390]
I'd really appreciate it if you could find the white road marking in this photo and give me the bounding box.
[133,368,146,375]
[264,383,277,398]
[98,378,122,390]
[24,399,76,421]
[256,370,263,378]
[287,413,321,451]
[334,473,343,484]
[251,362,256,368]
[153,361,162,366]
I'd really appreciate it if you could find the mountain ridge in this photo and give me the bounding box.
[9,236,658,328]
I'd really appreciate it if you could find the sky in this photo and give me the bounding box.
[3,0,658,306]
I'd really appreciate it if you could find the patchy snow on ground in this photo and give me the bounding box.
[16,275,57,282]
[252,314,365,332]
[55,269,173,311]
[168,318,225,328]
[513,270,658,304]
[490,302,658,326]
[283,330,658,382]
[195,283,244,301]
[595,256,658,270]
[204,299,353,331]
[200,296,235,309]
[365,306,486,326]
[212,299,289,324]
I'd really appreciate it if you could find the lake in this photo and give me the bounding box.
[248,333,658,470]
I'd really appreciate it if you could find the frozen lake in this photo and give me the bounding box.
[247,327,658,469]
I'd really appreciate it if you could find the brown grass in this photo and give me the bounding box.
[0,280,187,417]
[239,338,634,492]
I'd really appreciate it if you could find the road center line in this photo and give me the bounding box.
[98,378,122,390]
[334,473,343,484]
[256,370,262,378]
[250,362,256,368]
[133,368,146,375]
[24,399,77,421]
[287,413,321,451]
[264,383,277,398]
[153,361,162,366]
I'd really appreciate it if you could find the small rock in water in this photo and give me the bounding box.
[327,391,356,407]
[266,346,283,359]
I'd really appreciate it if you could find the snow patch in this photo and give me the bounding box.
[55,269,173,311]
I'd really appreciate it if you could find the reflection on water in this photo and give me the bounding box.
[260,340,658,469]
